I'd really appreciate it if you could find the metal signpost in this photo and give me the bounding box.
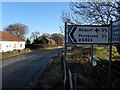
[108,19,120,84]
[64,19,120,88]
[108,19,120,83]
[67,25,109,74]
[108,20,112,84]
[64,22,67,88]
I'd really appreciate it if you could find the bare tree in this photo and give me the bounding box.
[51,33,64,46]
[4,23,29,39]
[61,2,120,25]
[30,32,40,41]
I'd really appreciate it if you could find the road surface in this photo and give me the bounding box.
[2,48,62,89]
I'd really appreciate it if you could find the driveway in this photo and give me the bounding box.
[2,48,62,89]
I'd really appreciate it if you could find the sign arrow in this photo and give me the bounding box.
[69,26,77,43]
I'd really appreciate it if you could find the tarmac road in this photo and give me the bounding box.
[2,48,62,89]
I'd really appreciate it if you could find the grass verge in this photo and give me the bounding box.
[0,48,31,59]
[37,46,63,50]
[31,55,63,89]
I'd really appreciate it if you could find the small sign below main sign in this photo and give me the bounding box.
[68,26,109,44]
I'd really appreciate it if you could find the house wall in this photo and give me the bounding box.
[18,42,25,50]
[0,41,25,52]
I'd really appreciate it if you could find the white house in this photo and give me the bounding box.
[0,31,25,53]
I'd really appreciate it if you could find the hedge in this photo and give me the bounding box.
[26,44,58,49]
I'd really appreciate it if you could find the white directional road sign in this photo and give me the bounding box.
[68,26,109,44]
[112,20,120,43]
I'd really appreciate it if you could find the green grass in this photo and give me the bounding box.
[0,49,31,59]
[95,46,109,60]
[95,46,120,60]
[66,45,120,61]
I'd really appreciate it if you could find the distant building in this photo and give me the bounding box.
[0,31,25,52]
[42,37,56,44]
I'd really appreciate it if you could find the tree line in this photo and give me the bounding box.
[27,32,64,46]
[3,23,64,49]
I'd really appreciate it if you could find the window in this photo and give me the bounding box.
[20,43,22,48]
[6,45,8,49]
[0,44,1,50]
[13,44,16,48]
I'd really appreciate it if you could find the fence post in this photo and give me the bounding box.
[69,70,73,90]
[63,61,67,89]
[73,73,77,90]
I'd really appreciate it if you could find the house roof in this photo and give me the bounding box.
[42,37,54,41]
[0,31,25,41]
